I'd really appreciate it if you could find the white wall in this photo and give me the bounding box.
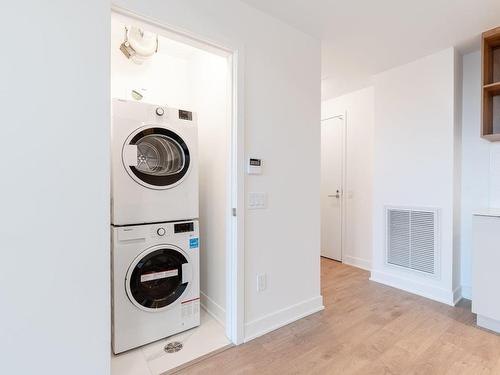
[491,145,500,207]
[322,49,499,304]
[111,15,229,324]
[453,48,463,297]
[460,51,490,298]
[371,48,460,305]
[190,53,229,325]
[321,87,374,270]
[0,2,110,375]
[460,50,500,299]
[2,0,321,371]
[113,0,323,341]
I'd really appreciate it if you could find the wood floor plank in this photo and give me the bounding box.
[174,259,500,375]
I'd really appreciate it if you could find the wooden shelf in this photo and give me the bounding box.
[481,133,500,142]
[482,26,500,141]
[483,82,500,92]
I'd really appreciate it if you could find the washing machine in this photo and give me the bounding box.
[111,98,199,226]
[111,220,200,354]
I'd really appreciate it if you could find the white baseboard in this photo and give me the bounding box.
[477,315,500,334]
[453,286,463,305]
[342,255,371,271]
[244,296,324,342]
[200,292,226,327]
[461,285,472,300]
[370,269,455,306]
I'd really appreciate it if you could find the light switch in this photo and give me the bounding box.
[248,192,267,209]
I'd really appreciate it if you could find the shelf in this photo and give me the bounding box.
[483,26,500,86]
[482,26,500,141]
[483,82,500,95]
[481,133,500,142]
[484,82,500,92]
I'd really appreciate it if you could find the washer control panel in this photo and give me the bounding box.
[116,221,198,242]
[150,221,195,238]
[174,222,194,233]
[152,225,169,238]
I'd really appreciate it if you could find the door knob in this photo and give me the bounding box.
[328,190,341,198]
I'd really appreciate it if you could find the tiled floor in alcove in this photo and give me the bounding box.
[112,309,231,375]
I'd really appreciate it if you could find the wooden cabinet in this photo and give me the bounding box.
[472,212,500,333]
[481,26,500,141]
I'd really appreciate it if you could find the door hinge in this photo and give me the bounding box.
[232,208,237,217]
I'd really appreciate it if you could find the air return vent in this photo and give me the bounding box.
[386,207,438,275]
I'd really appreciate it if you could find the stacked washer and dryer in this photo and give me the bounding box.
[111,99,200,354]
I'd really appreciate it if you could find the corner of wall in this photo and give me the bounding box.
[200,291,226,327]
[243,296,324,342]
[343,256,371,271]
[453,47,464,296]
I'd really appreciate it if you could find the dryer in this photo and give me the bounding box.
[112,220,200,354]
[111,99,198,225]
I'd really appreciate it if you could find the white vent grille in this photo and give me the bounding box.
[386,208,438,275]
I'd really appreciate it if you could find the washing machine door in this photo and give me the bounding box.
[126,245,192,312]
[122,126,191,190]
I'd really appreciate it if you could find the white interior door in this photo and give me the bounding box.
[321,116,344,261]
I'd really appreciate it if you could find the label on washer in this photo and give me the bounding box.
[189,238,199,249]
[140,269,178,283]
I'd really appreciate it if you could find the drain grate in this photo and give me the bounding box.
[164,341,183,354]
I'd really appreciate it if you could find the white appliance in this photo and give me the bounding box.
[112,220,200,354]
[111,99,199,225]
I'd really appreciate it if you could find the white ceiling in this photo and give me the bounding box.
[240,0,500,100]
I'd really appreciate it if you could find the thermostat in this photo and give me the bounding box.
[248,158,262,175]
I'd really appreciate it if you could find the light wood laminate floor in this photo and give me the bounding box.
[176,258,500,375]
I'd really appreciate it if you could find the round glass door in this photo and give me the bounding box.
[126,247,190,311]
[123,127,191,189]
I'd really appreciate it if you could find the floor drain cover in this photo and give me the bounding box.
[164,341,183,353]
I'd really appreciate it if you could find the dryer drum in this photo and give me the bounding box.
[135,134,184,176]
[124,126,192,189]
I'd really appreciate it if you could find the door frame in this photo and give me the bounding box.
[320,112,347,262]
[110,5,246,345]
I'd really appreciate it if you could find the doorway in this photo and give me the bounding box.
[320,114,346,262]
[110,7,245,374]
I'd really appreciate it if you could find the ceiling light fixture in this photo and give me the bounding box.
[120,26,158,64]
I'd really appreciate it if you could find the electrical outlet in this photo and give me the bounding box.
[257,273,267,292]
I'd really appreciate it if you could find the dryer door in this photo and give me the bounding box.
[123,126,191,190]
[126,246,191,311]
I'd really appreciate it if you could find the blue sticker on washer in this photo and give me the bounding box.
[189,238,199,249]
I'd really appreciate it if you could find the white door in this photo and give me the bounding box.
[321,117,344,261]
